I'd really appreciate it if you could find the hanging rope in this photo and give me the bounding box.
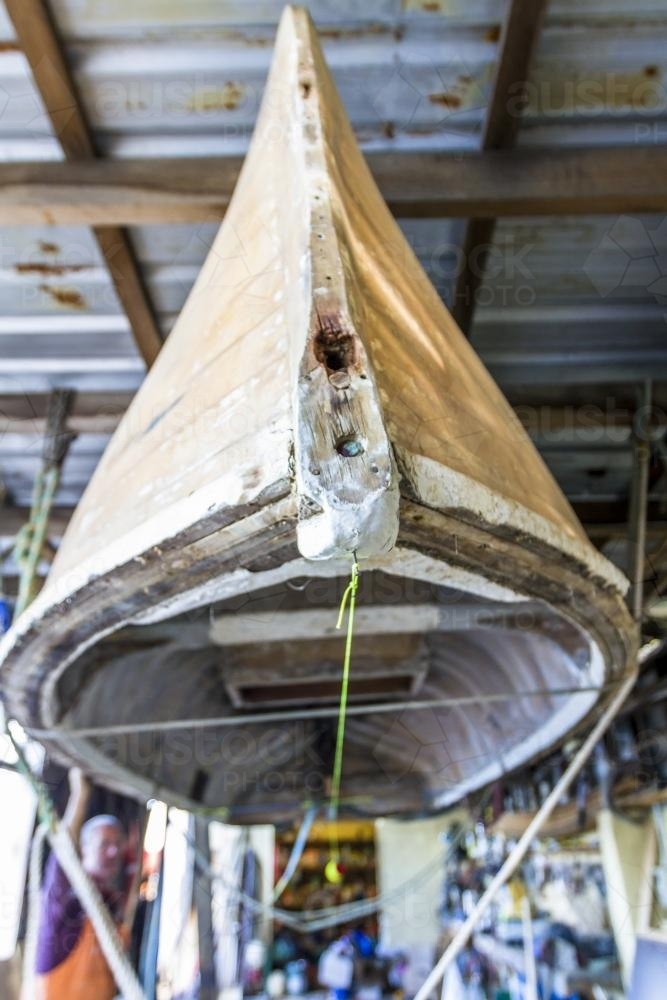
[21,821,48,999]
[4,389,146,998]
[6,728,146,1000]
[14,467,58,616]
[13,388,75,618]
[49,823,145,1000]
[326,554,359,878]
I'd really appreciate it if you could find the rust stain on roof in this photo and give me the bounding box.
[39,285,87,309]
[16,263,91,276]
[528,69,665,114]
[549,16,667,32]
[220,29,273,47]
[38,241,60,255]
[404,126,440,136]
[429,92,462,109]
[185,82,246,113]
[319,23,392,41]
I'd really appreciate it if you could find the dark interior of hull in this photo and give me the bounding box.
[53,572,596,823]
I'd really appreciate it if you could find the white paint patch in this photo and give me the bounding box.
[397,448,628,596]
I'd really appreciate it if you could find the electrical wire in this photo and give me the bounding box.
[177,795,482,934]
[272,805,318,902]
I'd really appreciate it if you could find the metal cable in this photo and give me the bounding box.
[32,683,610,739]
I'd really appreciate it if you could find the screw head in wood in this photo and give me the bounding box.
[328,370,351,390]
[336,435,364,457]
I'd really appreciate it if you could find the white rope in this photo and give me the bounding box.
[46,822,146,1000]
[6,721,146,1000]
[21,822,48,1000]
[413,669,637,1000]
[21,817,146,1000]
[183,797,477,934]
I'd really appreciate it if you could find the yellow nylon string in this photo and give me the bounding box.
[328,555,359,867]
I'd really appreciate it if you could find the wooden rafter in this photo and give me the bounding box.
[5,0,163,367]
[452,0,549,336]
[0,145,666,224]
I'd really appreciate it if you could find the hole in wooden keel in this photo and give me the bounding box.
[314,316,356,371]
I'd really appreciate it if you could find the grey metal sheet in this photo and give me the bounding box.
[0,0,665,520]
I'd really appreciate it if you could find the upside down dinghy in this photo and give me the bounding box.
[0,7,635,823]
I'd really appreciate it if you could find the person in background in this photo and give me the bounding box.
[35,767,129,1000]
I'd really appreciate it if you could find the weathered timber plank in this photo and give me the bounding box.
[453,0,548,335]
[0,147,665,224]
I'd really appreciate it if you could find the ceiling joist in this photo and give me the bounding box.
[0,147,665,225]
[4,0,163,367]
[452,0,549,335]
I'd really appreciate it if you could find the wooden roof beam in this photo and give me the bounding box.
[0,146,666,224]
[452,0,549,336]
[4,0,163,367]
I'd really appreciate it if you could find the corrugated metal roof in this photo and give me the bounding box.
[0,0,665,530]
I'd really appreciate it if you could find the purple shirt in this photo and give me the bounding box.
[36,854,124,975]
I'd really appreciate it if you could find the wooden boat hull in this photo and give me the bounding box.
[0,8,635,823]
